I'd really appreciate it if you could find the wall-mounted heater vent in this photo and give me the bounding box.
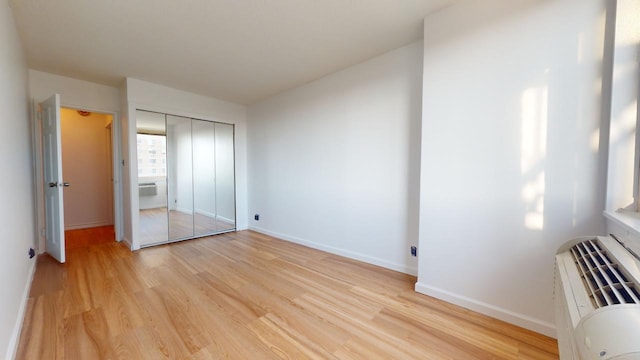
[138,182,157,196]
[555,236,640,359]
[569,239,640,308]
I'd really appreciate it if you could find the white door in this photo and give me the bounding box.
[42,94,65,263]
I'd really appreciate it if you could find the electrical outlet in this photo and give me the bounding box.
[410,246,417,257]
[254,214,260,221]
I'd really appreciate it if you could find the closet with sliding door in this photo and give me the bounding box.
[136,110,236,247]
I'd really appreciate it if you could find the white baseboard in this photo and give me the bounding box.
[193,209,235,225]
[249,226,417,276]
[174,207,193,215]
[122,236,135,251]
[216,215,234,224]
[194,209,214,217]
[6,259,37,360]
[414,281,556,338]
[138,204,167,210]
[64,220,112,231]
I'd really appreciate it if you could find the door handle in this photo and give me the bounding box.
[48,182,58,188]
[63,182,70,187]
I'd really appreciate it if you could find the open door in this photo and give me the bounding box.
[41,94,66,263]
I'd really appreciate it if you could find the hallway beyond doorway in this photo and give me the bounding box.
[65,225,114,250]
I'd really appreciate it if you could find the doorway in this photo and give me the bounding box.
[34,94,124,261]
[60,108,115,248]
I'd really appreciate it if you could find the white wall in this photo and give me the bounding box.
[124,78,248,249]
[215,123,236,222]
[60,108,113,229]
[605,0,640,212]
[192,120,217,217]
[247,42,423,274]
[417,0,607,336]
[119,81,131,247]
[171,119,194,214]
[29,70,120,111]
[602,0,640,274]
[0,2,36,359]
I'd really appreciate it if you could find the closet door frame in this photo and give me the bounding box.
[135,109,237,248]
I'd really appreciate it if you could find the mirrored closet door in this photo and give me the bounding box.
[167,115,194,241]
[137,110,236,247]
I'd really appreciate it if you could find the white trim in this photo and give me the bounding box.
[194,208,215,218]
[30,99,45,253]
[6,260,37,360]
[414,281,556,338]
[110,111,124,242]
[174,207,193,215]
[634,68,640,211]
[64,221,113,231]
[249,226,417,276]
[133,102,235,126]
[604,209,640,237]
[216,215,235,224]
[127,101,140,251]
[34,101,124,253]
[122,236,135,250]
[603,209,640,260]
[194,209,235,225]
[128,99,244,249]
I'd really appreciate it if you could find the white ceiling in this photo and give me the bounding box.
[9,0,453,105]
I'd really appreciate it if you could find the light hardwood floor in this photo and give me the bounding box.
[17,230,559,359]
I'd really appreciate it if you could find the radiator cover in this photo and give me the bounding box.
[555,236,640,359]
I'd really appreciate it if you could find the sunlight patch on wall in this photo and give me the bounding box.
[616,0,640,46]
[590,128,600,152]
[523,172,546,230]
[577,32,585,64]
[521,85,548,231]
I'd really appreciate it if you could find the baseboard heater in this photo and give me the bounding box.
[555,235,640,359]
[138,182,157,196]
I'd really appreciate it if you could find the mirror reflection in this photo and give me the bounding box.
[215,123,236,232]
[167,115,195,240]
[136,110,168,246]
[192,120,217,237]
[136,110,236,247]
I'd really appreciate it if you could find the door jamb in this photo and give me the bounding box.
[32,102,124,252]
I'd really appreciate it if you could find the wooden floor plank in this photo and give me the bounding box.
[16,229,558,359]
[18,291,65,360]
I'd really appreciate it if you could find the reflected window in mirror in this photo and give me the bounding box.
[137,134,167,177]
